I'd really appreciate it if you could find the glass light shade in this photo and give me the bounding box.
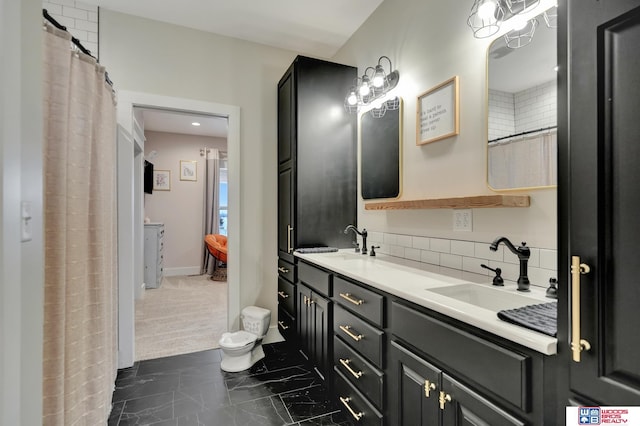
[504,17,538,48]
[468,0,505,38]
[372,65,386,88]
[359,79,371,96]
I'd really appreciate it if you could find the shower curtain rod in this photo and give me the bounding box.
[43,9,113,87]
[488,125,557,144]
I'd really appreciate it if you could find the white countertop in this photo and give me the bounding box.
[294,249,557,355]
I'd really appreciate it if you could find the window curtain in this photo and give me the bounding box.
[41,24,118,425]
[488,131,557,189]
[201,148,221,274]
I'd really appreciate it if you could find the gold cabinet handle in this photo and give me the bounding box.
[339,396,364,421]
[277,321,289,330]
[438,391,452,410]
[278,291,289,299]
[339,358,363,379]
[570,256,592,362]
[339,292,364,306]
[287,225,294,253]
[278,266,289,273]
[424,380,436,398]
[339,325,363,342]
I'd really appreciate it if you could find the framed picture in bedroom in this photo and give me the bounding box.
[180,160,197,181]
[153,170,171,191]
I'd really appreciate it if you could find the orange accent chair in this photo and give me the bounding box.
[205,234,228,265]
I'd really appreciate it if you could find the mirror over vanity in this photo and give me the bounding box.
[487,5,557,190]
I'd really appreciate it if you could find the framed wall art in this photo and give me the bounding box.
[416,76,460,145]
[153,170,171,191]
[180,160,197,181]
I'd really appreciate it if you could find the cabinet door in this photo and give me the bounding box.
[389,341,440,426]
[278,168,294,262]
[560,0,640,405]
[277,66,294,167]
[311,292,331,379]
[441,374,525,426]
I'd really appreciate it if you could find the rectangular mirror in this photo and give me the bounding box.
[361,98,402,199]
[487,5,557,190]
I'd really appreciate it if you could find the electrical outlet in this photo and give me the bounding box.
[453,209,473,231]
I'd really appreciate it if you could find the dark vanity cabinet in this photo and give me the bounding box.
[297,261,333,379]
[277,55,357,264]
[277,258,296,341]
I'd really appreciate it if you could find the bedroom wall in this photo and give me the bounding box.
[144,130,227,275]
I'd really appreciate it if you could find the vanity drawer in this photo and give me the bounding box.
[277,307,296,342]
[278,258,295,283]
[391,301,531,412]
[334,335,384,409]
[333,276,384,327]
[334,368,383,426]
[298,261,331,296]
[334,304,384,369]
[277,276,295,316]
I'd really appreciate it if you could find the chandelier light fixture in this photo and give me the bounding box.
[344,56,400,117]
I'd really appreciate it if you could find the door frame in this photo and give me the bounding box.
[116,90,241,368]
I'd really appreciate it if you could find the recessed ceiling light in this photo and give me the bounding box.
[192,122,201,126]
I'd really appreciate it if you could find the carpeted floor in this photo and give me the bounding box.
[135,274,228,361]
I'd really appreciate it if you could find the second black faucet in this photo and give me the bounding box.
[489,236,530,292]
[344,225,368,255]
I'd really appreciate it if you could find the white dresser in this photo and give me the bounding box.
[144,223,164,289]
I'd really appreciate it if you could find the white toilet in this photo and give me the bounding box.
[219,306,271,372]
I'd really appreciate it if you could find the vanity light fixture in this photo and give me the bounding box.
[504,17,539,48]
[467,0,505,38]
[344,56,400,117]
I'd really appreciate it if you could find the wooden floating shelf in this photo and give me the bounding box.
[364,195,530,210]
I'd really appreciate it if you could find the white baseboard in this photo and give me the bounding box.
[163,266,201,277]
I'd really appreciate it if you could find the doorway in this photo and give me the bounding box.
[116,91,241,368]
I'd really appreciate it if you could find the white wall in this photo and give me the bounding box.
[144,131,227,274]
[333,0,557,254]
[99,10,297,321]
[1,0,44,424]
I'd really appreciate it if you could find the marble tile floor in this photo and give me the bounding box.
[108,341,353,426]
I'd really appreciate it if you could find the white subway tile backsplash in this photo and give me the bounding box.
[388,245,405,258]
[404,248,421,262]
[383,233,398,245]
[430,238,451,253]
[88,11,98,22]
[43,0,99,57]
[451,240,475,257]
[368,230,556,290]
[421,250,440,265]
[62,5,88,20]
[396,234,413,247]
[539,249,557,270]
[412,236,430,250]
[441,253,463,270]
[44,3,62,14]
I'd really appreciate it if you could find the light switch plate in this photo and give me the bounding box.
[453,209,473,232]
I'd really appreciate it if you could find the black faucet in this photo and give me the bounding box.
[489,237,530,292]
[344,225,367,255]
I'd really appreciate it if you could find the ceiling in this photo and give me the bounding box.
[85,0,384,138]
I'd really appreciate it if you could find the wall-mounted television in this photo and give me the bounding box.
[144,160,154,194]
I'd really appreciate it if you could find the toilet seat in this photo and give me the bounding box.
[219,330,257,349]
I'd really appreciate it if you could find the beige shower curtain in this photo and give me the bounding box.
[41,25,118,425]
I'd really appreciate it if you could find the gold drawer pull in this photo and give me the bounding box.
[339,358,363,379]
[339,325,363,342]
[277,321,289,330]
[570,256,592,362]
[439,391,452,410]
[278,291,289,299]
[340,292,364,306]
[278,266,289,273]
[424,380,436,398]
[339,396,364,421]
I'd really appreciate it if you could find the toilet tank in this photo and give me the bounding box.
[241,306,271,337]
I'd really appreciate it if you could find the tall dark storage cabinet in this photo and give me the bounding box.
[558,0,640,418]
[276,56,357,353]
[277,56,357,262]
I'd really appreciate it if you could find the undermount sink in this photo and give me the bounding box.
[427,283,542,311]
